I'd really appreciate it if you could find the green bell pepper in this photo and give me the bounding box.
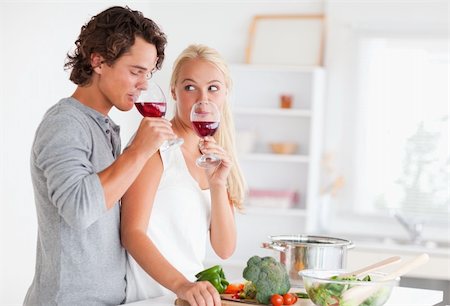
[195,265,222,278]
[195,265,229,294]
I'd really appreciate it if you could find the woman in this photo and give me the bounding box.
[121,44,246,306]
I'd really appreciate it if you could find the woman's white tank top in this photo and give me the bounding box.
[125,147,211,303]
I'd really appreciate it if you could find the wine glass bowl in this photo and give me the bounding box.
[190,101,221,168]
[135,80,183,151]
[135,81,167,117]
[135,101,166,117]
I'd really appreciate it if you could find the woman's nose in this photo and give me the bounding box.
[198,89,209,102]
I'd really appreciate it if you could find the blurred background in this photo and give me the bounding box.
[0,0,448,305]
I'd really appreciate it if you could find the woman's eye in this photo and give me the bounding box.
[209,85,219,92]
[130,70,139,76]
[184,85,195,91]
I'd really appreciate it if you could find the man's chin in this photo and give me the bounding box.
[118,102,135,112]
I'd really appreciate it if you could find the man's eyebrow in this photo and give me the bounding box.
[129,64,148,71]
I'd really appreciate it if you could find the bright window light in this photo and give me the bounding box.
[352,36,449,218]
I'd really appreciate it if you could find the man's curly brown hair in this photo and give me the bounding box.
[65,6,167,86]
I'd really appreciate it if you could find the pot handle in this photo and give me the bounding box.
[347,241,355,250]
[261,242,287,252]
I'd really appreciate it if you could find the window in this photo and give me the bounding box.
[346,35,449,221]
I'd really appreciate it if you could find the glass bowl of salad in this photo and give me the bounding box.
[300,269,399,306]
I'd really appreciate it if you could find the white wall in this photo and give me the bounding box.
[0,1,323,304]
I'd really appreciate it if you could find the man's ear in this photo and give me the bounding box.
[91,53,104,74]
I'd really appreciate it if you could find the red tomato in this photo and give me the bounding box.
[291,293,298,304]
[270,294,284,306]
[283,293,295,305]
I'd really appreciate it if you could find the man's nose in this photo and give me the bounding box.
[136,79,148,90]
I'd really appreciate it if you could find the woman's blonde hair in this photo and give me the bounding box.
[170,44,246,209]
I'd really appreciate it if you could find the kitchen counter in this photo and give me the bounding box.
[123,286,443,306]
[343,236,450,281]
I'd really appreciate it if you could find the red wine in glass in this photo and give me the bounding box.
[135,102,166,118]
[190,101,221,168]
[135,81,183,151]
[191,121,219,137]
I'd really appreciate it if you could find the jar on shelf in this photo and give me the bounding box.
[280,94,293,109]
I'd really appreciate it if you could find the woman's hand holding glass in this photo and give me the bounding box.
[199,136,232,186]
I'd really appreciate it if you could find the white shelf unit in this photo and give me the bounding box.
[230,64,324,231]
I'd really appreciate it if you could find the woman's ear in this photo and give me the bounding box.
[91,53,104,74]
[171,88,177,101]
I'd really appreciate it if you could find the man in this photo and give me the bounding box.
[24,6,175,305]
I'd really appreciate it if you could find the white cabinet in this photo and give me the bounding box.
[230,64,325,231]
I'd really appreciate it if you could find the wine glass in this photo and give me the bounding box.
[135,80,184,151]
[190,101,221,168]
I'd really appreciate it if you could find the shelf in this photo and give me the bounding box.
[241,206,307,217]
[233,107,311,117]
[230,63,324,233]
[239,153,309,163]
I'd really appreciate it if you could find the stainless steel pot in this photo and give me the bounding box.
[262,234,354,287]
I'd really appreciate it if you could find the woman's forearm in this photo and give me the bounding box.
[122,229,190,293]
[209,185,236,259]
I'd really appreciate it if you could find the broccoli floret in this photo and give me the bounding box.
[242,255,291,304]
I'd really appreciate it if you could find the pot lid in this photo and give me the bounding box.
[269,234,352,246]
